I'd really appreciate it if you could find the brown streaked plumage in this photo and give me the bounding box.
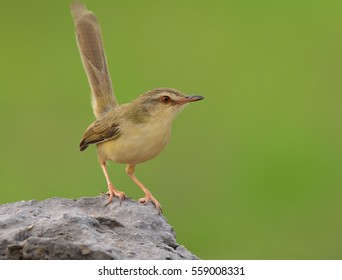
[71,2,204,213]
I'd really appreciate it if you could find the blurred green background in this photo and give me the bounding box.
[1,0,342,259]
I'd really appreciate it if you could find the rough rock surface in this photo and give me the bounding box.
[0,197,197,260]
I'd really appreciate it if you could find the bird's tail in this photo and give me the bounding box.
[70,1,117,119]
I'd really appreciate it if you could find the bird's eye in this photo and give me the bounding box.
[161,96,171,104]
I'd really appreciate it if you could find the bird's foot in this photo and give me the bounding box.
[105,183,126,205]
[138,195,162,214]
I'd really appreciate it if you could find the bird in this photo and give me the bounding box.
[70,1,204,213]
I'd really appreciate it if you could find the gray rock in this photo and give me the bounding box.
[0,197,197,260]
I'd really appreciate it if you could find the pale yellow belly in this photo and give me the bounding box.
[97,123,171,165]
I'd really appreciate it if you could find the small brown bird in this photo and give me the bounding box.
[70,2,203,212]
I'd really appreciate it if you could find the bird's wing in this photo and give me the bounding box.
[71,1,117,119]
[79,117,120,151]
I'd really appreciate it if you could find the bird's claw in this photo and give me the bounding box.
[138,195,162,214]
[105,184,126,206]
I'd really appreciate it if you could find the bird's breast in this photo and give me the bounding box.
[97,120,172,165]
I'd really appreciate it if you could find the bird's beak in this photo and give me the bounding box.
[177,95,204,105]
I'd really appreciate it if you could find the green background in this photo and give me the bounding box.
[1,0,342,259]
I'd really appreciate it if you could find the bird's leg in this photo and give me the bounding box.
[125,164,162,212]
[100,162,126,204]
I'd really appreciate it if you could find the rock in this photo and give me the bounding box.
[0,197,197,260]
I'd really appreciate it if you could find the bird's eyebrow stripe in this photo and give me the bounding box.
[149,88,182,97]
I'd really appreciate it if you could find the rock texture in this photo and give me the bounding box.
[0,197,197,260]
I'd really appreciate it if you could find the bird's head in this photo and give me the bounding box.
[128,88,204,124]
